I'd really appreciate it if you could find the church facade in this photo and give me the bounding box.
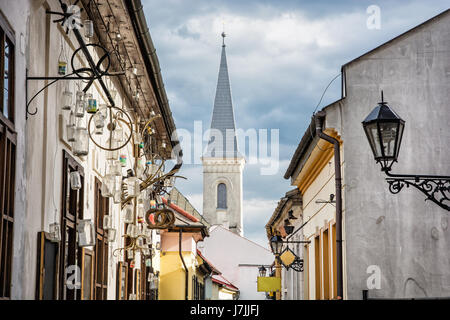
[202,34,245,236]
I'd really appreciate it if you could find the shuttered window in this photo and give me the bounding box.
[0,16,15,300]
[94,178,109,300]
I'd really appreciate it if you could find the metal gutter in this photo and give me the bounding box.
[125,0,179,148]
[179,228,189,300]
[314,110,343,300]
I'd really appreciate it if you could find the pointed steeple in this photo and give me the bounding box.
[205,33,241,158]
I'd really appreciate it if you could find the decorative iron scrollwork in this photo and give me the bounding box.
[145,208,175,229]
[386,176,450,211]
[289,258,304,273]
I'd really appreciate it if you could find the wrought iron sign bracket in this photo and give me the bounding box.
[25,1,124,118]
[384,170,450,211]
[281,240,311,244]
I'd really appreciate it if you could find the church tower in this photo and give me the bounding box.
[202,33,245,236]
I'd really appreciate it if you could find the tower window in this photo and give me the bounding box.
[217,183,227,209]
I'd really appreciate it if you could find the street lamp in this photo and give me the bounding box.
[362,91,405,172]
[269,235,284,256]
[258,266,267,277]
[362,91,450,211]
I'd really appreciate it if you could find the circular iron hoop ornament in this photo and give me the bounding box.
[88,105,133,152]
[145,208,175,229]
[70,43,111,80]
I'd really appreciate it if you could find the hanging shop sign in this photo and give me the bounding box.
[257,277,281,293]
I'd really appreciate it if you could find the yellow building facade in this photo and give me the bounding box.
[270,109,347,300]
[295,128,344,300]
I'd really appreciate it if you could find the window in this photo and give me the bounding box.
[36,232,59,300]
[116,262,128,300]
[314,235,320,300]
[0,16,14,124]
[0,13,15,300]
[81,249,94,300]
[192,275,204,300]
[322,229,330,299]
[217,183,227,209]
[59,151,84,300]
[304,243,309,300]
[94,178,109,300]
[332,223,337,299]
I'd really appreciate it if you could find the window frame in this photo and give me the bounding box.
[0,11,16,301]
[217,183,227,209]
[59,150,84,300]
[94,177,109,300]
[0,13,15,125]
[0,118,16,300]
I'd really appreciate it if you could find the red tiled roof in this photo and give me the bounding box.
[212,274,239,292]
[196,250,221,275]
[162,197,199,222]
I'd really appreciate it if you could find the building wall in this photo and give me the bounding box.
[326,11,450,299]
[281,232,304,300]
[6,0,154,299]
[159,248,208,300]
[295,142,344,300]
[200,225,273,300]
[0,0,31,300]
[202,158,245,236]
[159,251,195,300]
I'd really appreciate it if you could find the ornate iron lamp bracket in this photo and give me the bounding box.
[26,1,124,117]
[385,171,450,211]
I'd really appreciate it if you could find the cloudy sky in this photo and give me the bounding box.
[142,0,449,248]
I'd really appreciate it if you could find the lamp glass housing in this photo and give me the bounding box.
[75,91,85,117]
[270,235,283,255]
[125,176,140,198]
[258,266,267,277]
[362,97,405,171]
[107,228,116,242]
[70,171,82,190]
[73,127,89,156]
[77,219,95,247]
[103,215,112,230]
[101,174,115,197]
[62,89,72,111]
[84,20,94,38]
[49,222,61,242]
[126,224,137,238]
[123,204,134,224]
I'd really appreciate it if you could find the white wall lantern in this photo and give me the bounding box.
[70,171,82,190]
[107,229,117,242]
[103,215,112,229]
[77,219,95,247]
[123,204,134,224]
[49,222,61,243]
[73,127,89,156]
[62,89,73,111]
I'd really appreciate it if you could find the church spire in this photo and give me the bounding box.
[205,33,241,158]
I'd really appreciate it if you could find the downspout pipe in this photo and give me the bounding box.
[314,111,344,300]
[179,229,189,300]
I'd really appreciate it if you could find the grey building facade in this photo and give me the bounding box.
[284,9,450,299]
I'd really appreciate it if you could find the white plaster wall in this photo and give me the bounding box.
[325,11,450,299]
[202,158,245,236]
[0,0,31,300]
[7,0,149,299]
[200,225,273,300]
